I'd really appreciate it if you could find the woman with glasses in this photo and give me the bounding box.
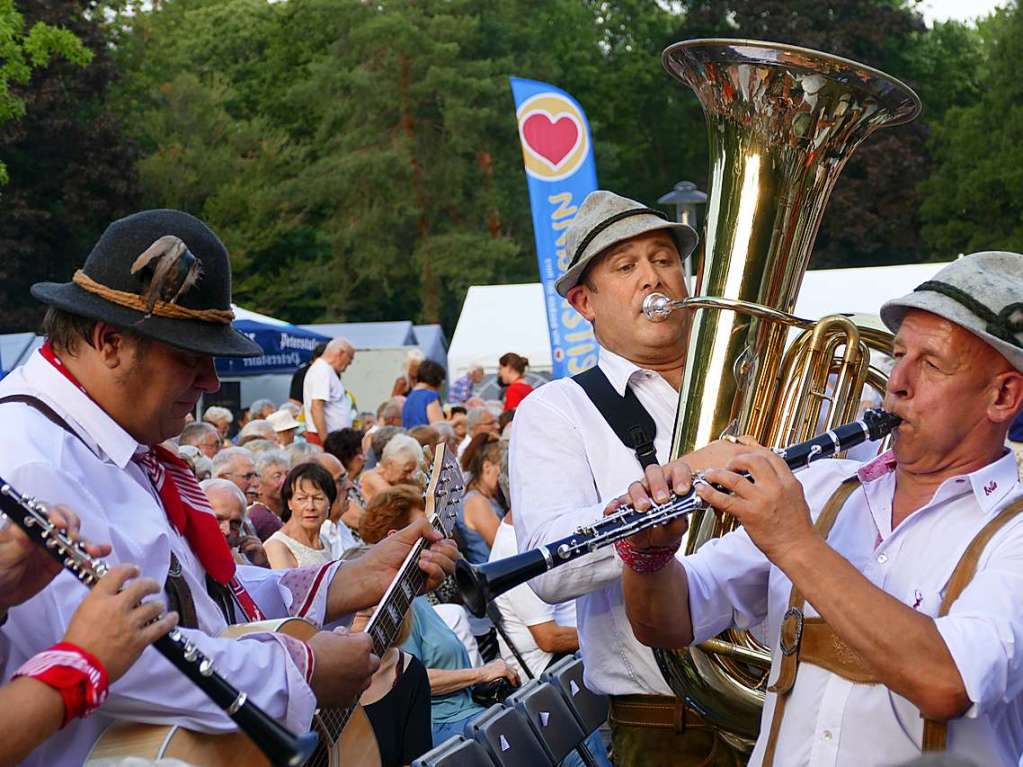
[263,462,336,569]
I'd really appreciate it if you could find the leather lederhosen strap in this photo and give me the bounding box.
[609,694,688,732]
[761,477,1023,765]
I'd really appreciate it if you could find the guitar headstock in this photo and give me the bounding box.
[423,442,463,539]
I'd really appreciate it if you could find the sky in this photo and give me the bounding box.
[920,0,1008,24]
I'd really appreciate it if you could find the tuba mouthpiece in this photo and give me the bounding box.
[643,292,674,322]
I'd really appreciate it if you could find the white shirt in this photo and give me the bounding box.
[684,450,1023,767]
[511,346,680,696]
[489,521,576,678]
[0,352,333,767]
[303,357,352,434]
[321,518,359,559]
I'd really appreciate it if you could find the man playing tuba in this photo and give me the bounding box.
[511,189,744,766]
[618,252,1023,765]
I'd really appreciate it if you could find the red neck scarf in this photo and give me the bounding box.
[39,342,263,619]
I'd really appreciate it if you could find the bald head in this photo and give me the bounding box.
[312,451,344,477]
[200,478,247,544]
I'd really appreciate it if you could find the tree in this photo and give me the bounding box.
[0,0,91,182]
[918,3,1023,256]
[0,1,141,332]
[660,0,937,269]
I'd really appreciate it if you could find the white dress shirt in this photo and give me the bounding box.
[685,450,1023,767]
[303,357,352,435]
[490,520,577,678]
[0,352,332,767]
[511,346,680,696]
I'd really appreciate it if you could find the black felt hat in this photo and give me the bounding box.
[32,209,262,358]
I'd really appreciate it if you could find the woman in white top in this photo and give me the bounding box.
[264,462,336,568]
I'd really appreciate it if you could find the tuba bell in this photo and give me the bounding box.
[651,40,921,750]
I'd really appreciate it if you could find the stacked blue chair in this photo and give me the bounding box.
[505,679,599,766]
[411,734,495,767]
[542,655,609,737]
[464,703,554,767]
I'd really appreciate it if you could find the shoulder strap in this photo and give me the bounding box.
[0,394,89,448]
[922,494,1023,752]
[572,366,658,469]
[0,395,238,626]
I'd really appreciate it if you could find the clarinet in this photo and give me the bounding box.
[456,409,900,617]
[0,481,318,767]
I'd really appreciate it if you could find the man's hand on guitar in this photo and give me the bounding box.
[308,627,380,708]
[63,564,178,683]
[0,504,110,612]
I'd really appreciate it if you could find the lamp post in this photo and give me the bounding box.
[658,180,707,283]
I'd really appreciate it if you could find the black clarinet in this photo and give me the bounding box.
[456,409,900,617]
[0,480,318,767]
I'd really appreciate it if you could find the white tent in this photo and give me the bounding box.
[446,262,952,380]
[447,283,555,378]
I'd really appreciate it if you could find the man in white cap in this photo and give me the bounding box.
[510,190,743,765]
[267,408,301,446]
[618,252,1023,766]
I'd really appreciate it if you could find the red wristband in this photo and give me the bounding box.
[614,537,680,573]
[13,642,109,727]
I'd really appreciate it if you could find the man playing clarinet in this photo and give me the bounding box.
[619,252,1023,765]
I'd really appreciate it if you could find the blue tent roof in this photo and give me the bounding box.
[216,306,330,376]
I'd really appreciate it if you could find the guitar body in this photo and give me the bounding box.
[86,618,382,767]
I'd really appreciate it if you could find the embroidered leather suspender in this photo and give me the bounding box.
[761,477,1023,765]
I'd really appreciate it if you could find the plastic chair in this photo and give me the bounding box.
[505,680,589,763]
[464,703,554,767]
[542,655,609,736]
[412,734,495,767]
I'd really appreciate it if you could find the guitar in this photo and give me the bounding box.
[86,442,464,766]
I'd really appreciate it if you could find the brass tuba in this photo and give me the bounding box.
[650,40,921,749]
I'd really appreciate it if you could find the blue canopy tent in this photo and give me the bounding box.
[216,306,330,376]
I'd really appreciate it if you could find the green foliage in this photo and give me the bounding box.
[919,3,1023,256]
[0,0,91,181]
[94,0,1000,333]
[0,1,140,332]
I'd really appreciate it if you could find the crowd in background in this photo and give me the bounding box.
[161,339,606,766]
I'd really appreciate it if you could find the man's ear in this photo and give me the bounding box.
[990,370,1023,425]
[88,321,132,370]
[566,284,596,323]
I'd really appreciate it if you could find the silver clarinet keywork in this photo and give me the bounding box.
[455,409,900,619]
[0,481,317,767]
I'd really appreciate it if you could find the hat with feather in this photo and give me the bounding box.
[31,209,262,357]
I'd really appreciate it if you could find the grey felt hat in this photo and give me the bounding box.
[555,190,699,298]
[880,251,1023,372]
[32,209,262,358]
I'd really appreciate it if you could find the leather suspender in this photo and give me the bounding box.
[572,366,659,470]
[762,478,1023,764]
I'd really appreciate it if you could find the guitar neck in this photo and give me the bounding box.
[362,512,445,657]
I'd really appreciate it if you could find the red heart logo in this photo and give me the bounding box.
[521,111,580,169]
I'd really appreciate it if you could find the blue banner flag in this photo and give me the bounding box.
[510,77,599,378]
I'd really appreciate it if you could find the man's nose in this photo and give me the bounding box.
[196,356,221,394]
[636,258,663,292]
[885,358,911,401]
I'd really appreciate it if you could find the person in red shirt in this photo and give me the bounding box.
[498,352,533,411]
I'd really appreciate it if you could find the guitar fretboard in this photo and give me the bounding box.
[319,448,462,744]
